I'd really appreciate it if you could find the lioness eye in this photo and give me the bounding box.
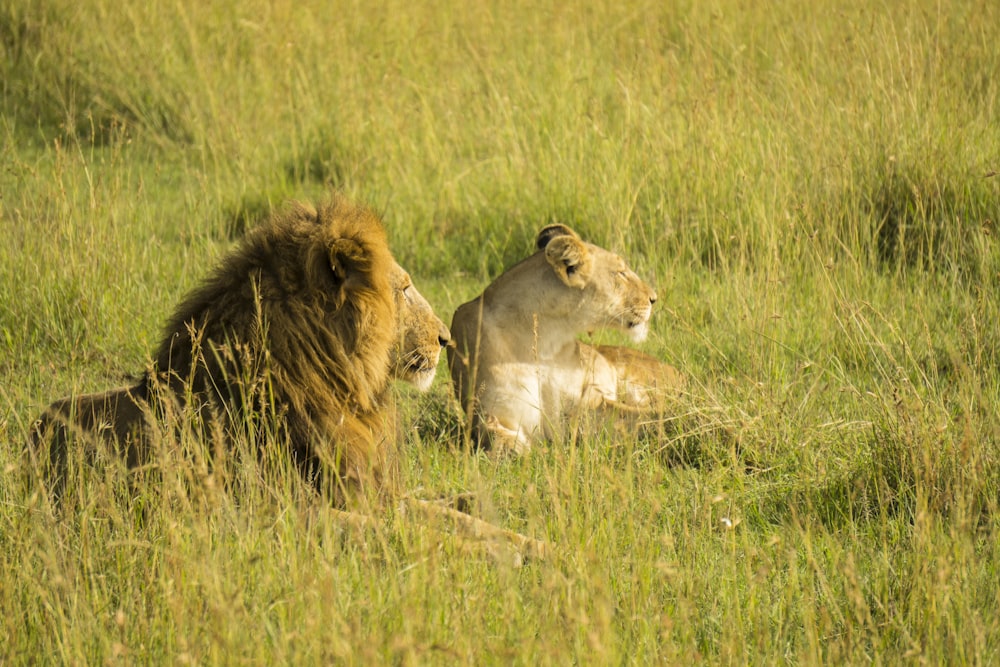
[402,285,413,302]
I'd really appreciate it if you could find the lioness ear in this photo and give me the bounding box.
[545,235,591,288]
[536,224,580,251]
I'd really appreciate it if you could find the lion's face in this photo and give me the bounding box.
[390,263,451,391]
[537,224,657,343]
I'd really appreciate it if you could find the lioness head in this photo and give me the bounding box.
[390,263,451,391]
[537,224,657,342]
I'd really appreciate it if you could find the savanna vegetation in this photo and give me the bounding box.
[1,0,998,663]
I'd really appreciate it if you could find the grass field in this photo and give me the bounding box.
[2,0,999,663]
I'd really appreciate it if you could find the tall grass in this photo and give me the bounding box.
[2,0,999,663]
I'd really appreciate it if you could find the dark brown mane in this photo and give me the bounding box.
[153,198,399,502]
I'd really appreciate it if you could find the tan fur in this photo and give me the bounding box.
[30,197,446,507]
[448,224,682,454]
[589,344,686,408]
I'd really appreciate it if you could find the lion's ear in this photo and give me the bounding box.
[328,238,368,286]
[536,224,579,251]
[545,235,591,288]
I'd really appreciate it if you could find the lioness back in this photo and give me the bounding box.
[589,344,686,407]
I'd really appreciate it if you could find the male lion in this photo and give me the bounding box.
[30,197,448,507]
[448,224,683,455]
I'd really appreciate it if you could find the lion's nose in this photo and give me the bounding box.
[649,292,658,306]
[438,324,452,347]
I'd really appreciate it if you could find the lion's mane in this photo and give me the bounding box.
[34,196,401,505]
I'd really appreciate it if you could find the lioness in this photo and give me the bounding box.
[448,224,682,454]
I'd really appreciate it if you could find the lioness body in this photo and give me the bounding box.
[448,224,679,454]
[31,197,449,506]
[590,344,686,408]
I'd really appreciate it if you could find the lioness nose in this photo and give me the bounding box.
[438,323,452,347]
[650,292,658,305]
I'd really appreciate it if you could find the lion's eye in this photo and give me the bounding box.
[402,285,414,302]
